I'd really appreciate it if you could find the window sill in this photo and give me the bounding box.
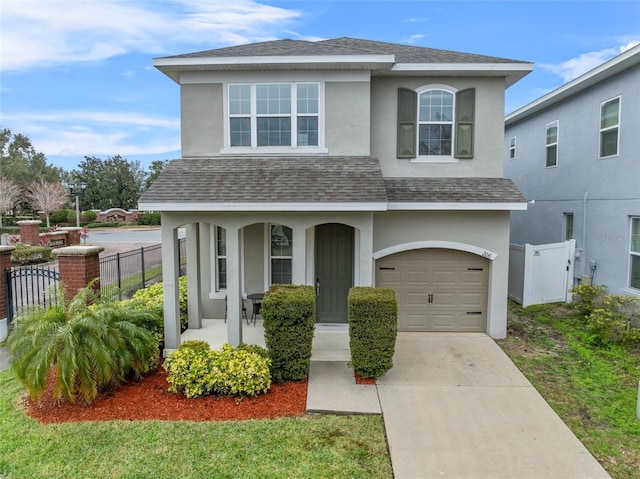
[598,154,619,160]
[411,156,459,164]
[221,146,329,155]
[623,288,640,297]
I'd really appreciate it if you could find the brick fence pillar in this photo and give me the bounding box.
[0,245,16,341]
[53,246,104,301]
[17,220,42,246]
[60,227,82,246]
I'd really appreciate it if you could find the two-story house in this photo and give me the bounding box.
[139,38,532,351]
[505,44,640,297]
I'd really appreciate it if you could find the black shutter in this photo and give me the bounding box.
[397,88,417,158]
[454,88,475,159]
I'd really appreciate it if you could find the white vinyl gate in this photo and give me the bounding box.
[508,239,576,308]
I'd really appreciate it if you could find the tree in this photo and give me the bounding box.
[27,180,68,227]
[73,155,145,210]
[144,159,169,190]
[0,176,21,229]
[0,129,62,197]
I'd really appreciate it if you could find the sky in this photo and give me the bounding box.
[1,0,639,173]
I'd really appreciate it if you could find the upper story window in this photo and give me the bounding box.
[600,96,620,158]
[418,89,453,156]
[545,120,558,168]
[509,136,517,160]
[397,85,474,161]
[228,82,320,150]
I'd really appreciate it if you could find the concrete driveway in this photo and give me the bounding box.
[377,333,610,479]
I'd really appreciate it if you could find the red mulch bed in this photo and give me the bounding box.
[26,365,308,424]
[354,372,376,385]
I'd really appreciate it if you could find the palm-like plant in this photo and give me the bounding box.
[6,286,159,404]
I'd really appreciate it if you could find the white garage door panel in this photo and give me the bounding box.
[376,249,489,332]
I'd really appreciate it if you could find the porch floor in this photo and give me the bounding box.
[180,319,351,361]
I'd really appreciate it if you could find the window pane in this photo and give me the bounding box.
[271,225,292,256]
[297,117,318,146]
[216,226,226,256]
[546,125,558,144]
[419,90,453,122]
[632,218,640,253]
[256,84,291,114]
[229,85,250,115]
[218,258,227,290]
[297,84,319,114]
[565,214,574,240]
[418,124,452,155]
[271,259,292,284]
[630,255,640,290]
[600,128,618,157]
[257,118,291,146]
[546,145,557,167]
[601,98,619,129]
[230,118,251,146]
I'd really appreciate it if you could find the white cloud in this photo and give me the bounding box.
[405,34,426,44]
[0,0,302,71]
[3,110,180,157]
[540,40,640,82]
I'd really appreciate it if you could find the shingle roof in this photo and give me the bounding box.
[162,36,526,65]
[139,157,388,204]
[139,158,526,209]
[384,177,526,203]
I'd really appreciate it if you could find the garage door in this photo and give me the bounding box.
[376,248,489,332]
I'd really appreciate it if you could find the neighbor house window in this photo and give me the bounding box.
[270,224,292,284]
[630,217,640,290]
[546,120,558,167]
[564,213,574,240]
[397,86,475,160]
[228,83,319,149]
[216,226,227,290]
[509,136,517,159]
[600,96,620,158]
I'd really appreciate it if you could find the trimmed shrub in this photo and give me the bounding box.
[262,284,315,383]
[586,294,640,348]
[164,343,271,398]
[137,212,161,225]
[348,287,398,378]
[132,276,188,331]
[81,210,97,223]
[50,209,73,225]
[86,221,121,228]
[11,244,54,265]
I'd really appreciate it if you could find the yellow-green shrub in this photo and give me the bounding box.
[132,276,188,331]
[164,342,271,398]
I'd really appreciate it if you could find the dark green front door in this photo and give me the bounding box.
[315,224,354,323]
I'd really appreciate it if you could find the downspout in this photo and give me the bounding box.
[582,192,588,278]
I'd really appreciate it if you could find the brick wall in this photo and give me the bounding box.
[53,246,104,301]
[17,220,42,246]
[0,246,15,319]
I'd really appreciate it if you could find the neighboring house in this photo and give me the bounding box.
[139,37,532,351]
[505,44,640,297]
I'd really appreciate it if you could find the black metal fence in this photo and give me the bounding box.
[4,265,60,324]
[99,238,186,300]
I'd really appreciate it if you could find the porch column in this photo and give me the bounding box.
[161,225,181,353]
[186,223,202,329]
[358,217,374,286]
[226,226,242,346]
[292,227,306,284]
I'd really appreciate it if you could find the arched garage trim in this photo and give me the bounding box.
[372,241,497,261]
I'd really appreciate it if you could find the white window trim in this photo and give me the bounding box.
[414,84,458,163]
[629,217,640,292]
[222,82,327,154]
[509,136,517,160]
[545,120,559,168]
[599,95,621,159]
[264,223,293,288]
[214,225,227,292]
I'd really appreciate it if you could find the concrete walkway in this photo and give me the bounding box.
[187,321,610,478]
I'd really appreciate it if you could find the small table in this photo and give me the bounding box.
[247,293,264,325]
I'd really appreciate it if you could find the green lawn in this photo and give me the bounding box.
[498,302,640,479]
[0,371,392,479]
